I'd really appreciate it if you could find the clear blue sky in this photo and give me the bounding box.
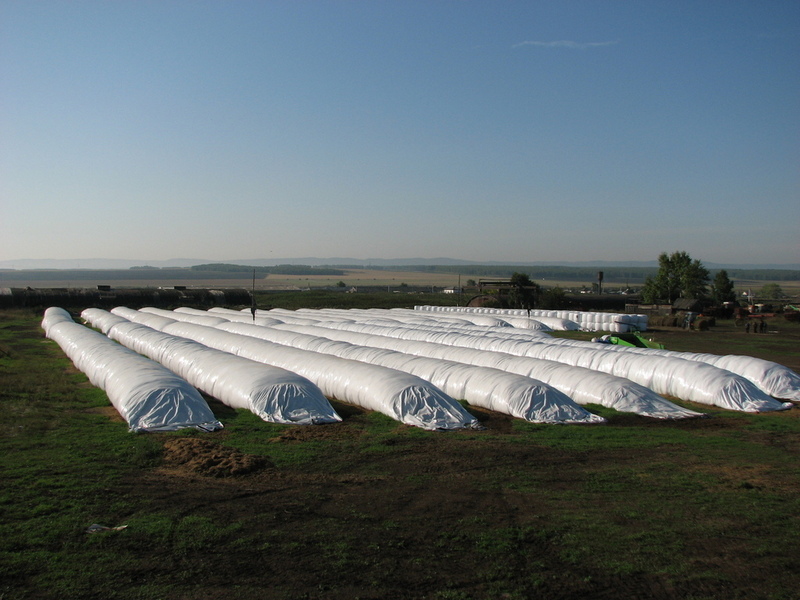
[1,1,798,266]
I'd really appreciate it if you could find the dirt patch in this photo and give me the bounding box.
[465,404,518,432]
[161,437,274,478]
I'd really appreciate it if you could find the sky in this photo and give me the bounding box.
[1,0,798,267]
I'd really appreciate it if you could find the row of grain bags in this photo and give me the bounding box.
[587,336,800,401]
[149,306,606,424]
[203,308,701,419]
[167,309,604,424]
[81,308,342,425]
[42,307,222,433]
[354,306,575,331]
[198,307,688,418]
[283,306,553,331]
[243,308,791,413]
[112,307,479,431]
[408,311,799,402]
[416,305,649,333]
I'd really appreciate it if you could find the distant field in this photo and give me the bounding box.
[0,277,257,289]
[0,270,479,292]
[0,269,462,290]
[728,279,800,300]
[2,267,798,299]
[261,268,465,289]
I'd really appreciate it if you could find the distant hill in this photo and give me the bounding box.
[1,257,798,271]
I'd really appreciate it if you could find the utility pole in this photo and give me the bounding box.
[251,269,257,321]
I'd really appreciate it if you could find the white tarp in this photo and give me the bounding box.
[584,341,800,402]
[321,307,514,329]
[267,307,561,335]
[318,307,579,331]
[260,321,702,419]
[120,311,479,430]
[143,306,229,327]
[670,352,799,402]
[263,312,788,413]
[112,306,178,330]
[42,307,222,433]
[206,307,287,326]
[415,305,649,333]
[199,308,699,419]
[213,321,606,424]
[290,307,563,331]
[81,308,129,334]
[474,327,799,403]
[82,310,341,425]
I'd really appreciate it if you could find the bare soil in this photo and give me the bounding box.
[161,438,274,477]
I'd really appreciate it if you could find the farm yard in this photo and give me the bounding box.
[4,1,799,597]
[2,304,800,600]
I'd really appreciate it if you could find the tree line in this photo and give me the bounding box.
[640,251,787,305]
[326,263,798,283]
[492,252,789,310]
[188,264,344,276]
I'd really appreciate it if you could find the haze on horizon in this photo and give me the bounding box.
[1,1,798,267]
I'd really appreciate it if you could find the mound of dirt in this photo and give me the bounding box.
[162,438,273,478]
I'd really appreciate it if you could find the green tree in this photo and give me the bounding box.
[540,286,568,310]
[759,283,784,300]
[509,272,540,310]
[641,251,710,304]
[710,269,736,305]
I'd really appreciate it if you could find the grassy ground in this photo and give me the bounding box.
[1,308,799,600]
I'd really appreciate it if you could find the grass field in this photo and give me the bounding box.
[1,307,799,600]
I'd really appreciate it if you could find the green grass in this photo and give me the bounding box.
[0,313,169,597]
[1,309,799,600]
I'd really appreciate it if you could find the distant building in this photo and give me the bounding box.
[673,298,705,313]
